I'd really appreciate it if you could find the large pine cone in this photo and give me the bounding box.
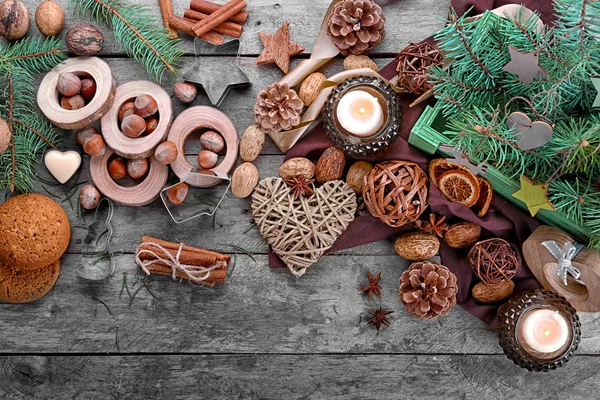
[327,0,386,56]
[254,82,304,133]
[399,261,458,320]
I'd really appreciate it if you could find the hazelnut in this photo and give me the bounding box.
[200,131,225,153]
[154,141,178,165]
[108,158,127,180]
[173,82,197,103]
[61,94,85,110]
[134,94,158,118]
[119,102,135,122]
[66,23,103,56]
[80,78,96,100]
[83,134,105,157]
[198,150,218,169]
[35,0,64,36]
[56,72,81,97]
[145,117,159,135]
[79,184,101,210]
[76,126,99,146]
[121,114,146,138]
[0,0,30,41]
[127,158,149,179]
[167,182,189,205]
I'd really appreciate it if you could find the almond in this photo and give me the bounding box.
[278,157,315,180]
[231,162,259,198]
[444,222,481,249]
[240,125,265,162]
[472,280,514,303]
[315,147,345,183]
[299,72,326,106]
[394,232,440,261]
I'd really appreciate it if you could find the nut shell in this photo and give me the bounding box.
[173,82,197,103]
[231,162,259,199]
[315,147,345,183]
[0,117,11,154]
[134,94,158,118]
[167,182,188,205]
[299,72,326,107]
[239,125,264,162]
[127,158,149,179]
[343,54,378,71]
[35,0,64,36]
[394,232,440,261]
[79,184,101,210]
[472,280,514,303]
[200,131,225,153]
[444,222,482,249]
[145,117,159,135]
[119,102,135,122]
[61,94,85,110]
[108,158,127,180]
[0,0,30,40]
[198,150,218,169]
[80,78,96,100]
[346,161,373,193]
[155,141,178,165]
[66,23,104,56]
[56,72,81,97]
[121,114,146,138]
[278,157,315,180]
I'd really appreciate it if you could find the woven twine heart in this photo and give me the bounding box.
[251,177,357,277]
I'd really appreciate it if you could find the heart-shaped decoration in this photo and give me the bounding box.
[507,111,553,151]
[251,177,357,277]
[44,150,82,184]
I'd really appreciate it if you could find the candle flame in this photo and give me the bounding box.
[359,108,366,115]
[543,329,551,336]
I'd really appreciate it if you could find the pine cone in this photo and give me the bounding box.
[399,261,458,320]
[254,83,304,133]
[327,0,386,56]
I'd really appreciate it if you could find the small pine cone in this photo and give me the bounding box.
[254,82,304,133]
[327,0,386,56]
[399,261,458,320]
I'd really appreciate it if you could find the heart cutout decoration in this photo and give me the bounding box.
[251,177,357,277]
[507,111,553,151]
[44,150,82,184]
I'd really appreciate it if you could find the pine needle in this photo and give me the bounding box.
[228,244,256,262]
[92,296,113,315]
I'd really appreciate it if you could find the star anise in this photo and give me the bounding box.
[413,214,448,238]
[367,307,394,332]
[359,270,382,300]
[284,177,315,200]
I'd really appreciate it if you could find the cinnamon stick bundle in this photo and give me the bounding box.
[190,0,249,24]
[192,0,247,37]
[169,15,225,45]
[183,9,243,38]
[141,236,230,263]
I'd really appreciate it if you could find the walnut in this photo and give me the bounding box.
[66,23,104,56]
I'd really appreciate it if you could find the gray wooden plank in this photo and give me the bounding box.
[0,354,598,400]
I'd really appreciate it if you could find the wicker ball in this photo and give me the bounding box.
[363,160,428,228]
[395,42,443,95]
[467,238,519,284]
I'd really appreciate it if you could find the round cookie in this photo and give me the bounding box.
[0,260,61,303]
[0,194,71,270]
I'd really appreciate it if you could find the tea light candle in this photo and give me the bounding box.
[518,308,570,354]
[336,90,384,138]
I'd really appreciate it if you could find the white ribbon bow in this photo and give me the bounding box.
[541,240,583,286]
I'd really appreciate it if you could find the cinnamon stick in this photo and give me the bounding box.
[192,0,246,37]
[158,0,178,39]
[169,15,225,45]
[145,263,227,287]
[141,236,231,263]
[138,246,223,267]
[184,9,243,38]
[190,0,248,24]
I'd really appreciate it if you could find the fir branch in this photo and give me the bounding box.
[0,37,66,73]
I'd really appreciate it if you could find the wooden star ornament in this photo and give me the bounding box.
[512,175,555,217]
[503,46,548,87]
[257,21,305,74]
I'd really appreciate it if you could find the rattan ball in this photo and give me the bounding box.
[467,238,519,284]
[362,160,428,228]
[395,42,443,95]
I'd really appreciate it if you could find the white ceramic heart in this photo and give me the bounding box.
[44,150,82,184]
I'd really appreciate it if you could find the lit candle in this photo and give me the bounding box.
[518,308,570,354]
[336,90,384,138]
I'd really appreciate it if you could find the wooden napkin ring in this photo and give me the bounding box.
[37,57,116,130]
[90,149,168,207]
[168,106,238,187]
[101,81,173,160]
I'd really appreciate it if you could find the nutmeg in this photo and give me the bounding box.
[0,0,30,41]
[346,161,373,193]
[35,0,64,36]
[231,162,259,198]
[299,72,326,106]
[278,157,315,180]
[167,182,188,205]
[61,94,85,110]
[239,125,264,162]
[80,78,97,100]
[121,114,146,138]
[200,131,224,153]
[145,117,159,135]
[79,184,101,210]
[108,158,127,180]
[134,94,158,118]
[394,232,440,261]
[119,102,135,122]
[198,150,218,169]
[173,82,197,103]
[127,158,149,180]
[315,147,345,183]
[444,222,482,249]
[66,23,104,56]
[472,280,514,303]
[155,141,178,165]
[56,72,82,97]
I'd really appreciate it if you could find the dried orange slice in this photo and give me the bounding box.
[471,177,493,217]
[428,158,470,188]
[438,169,481,207]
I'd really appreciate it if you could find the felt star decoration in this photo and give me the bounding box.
[257,21,305,74]
[502,46,548,86]
[592,78,600,108]
[512,175,555,217]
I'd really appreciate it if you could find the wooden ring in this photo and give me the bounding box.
[168,106,238,187]
[90,149,168,207]
[37,57,116,130]
[100,81,173,160]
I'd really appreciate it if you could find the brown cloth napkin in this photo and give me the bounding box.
[269,0,555,326]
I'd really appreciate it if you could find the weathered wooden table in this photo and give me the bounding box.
[1,1,599,398]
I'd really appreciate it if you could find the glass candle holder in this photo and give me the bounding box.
[323,76,402,156]
[498,289,581,372]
